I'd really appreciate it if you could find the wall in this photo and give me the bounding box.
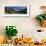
[0,0,46,41]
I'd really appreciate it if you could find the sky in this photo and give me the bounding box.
[5,6,27,11]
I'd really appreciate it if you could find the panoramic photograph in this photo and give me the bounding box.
[5,6,27,14]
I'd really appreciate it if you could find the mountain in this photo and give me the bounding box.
[5,7,27,14]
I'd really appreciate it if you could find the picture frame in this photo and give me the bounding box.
[3,5,29,16]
